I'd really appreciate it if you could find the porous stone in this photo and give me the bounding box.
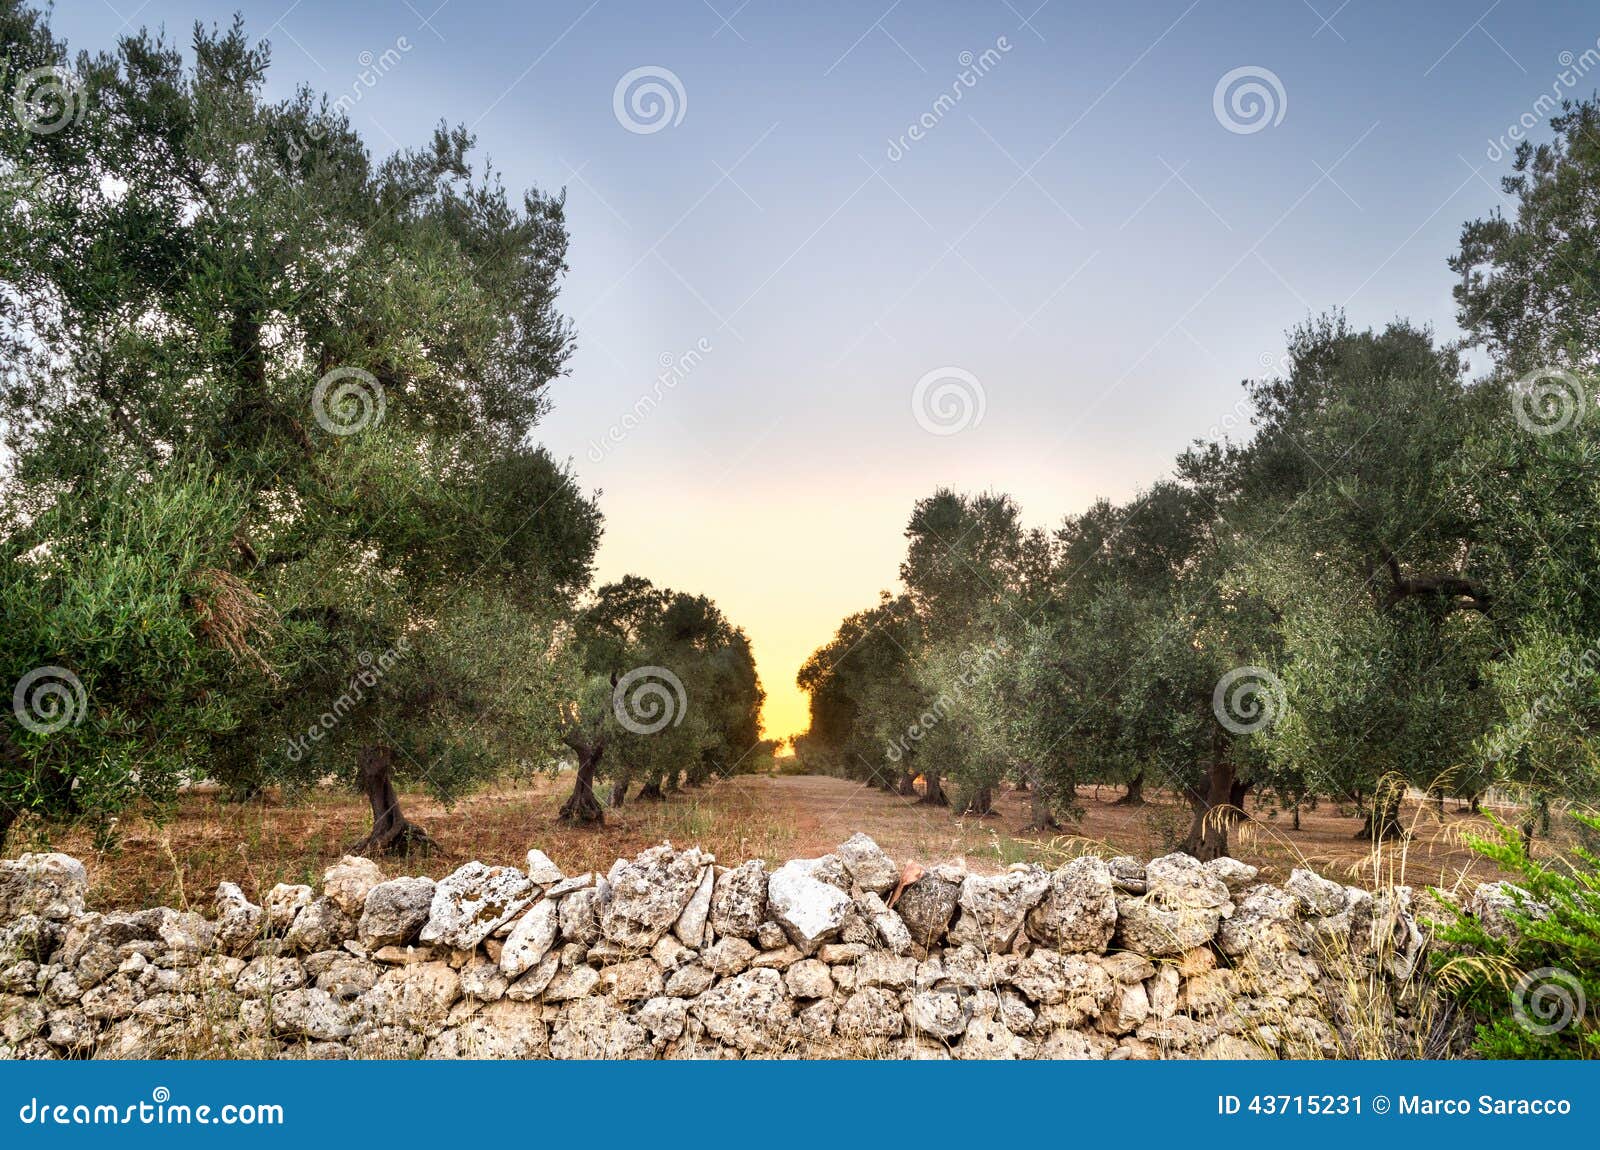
[836,833,898,894]
[358,877,435,948]
[500,899,560,977]
[709,860,767,939]
[322,856,385,916]
[525,850,564,885]
[894,873,961,947]
[766,859,852,954]
[1026,856,1117,953]
[948,865,1050,951]
[601,845,712,949]
[420,863,536,951]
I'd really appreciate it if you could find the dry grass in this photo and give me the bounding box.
[15,771,1551,912]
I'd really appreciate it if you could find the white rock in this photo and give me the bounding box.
[420,863,536,950]
[672,865,716,947]
[766,859,851,954]
[500,899,560,977]
[526,850,564,885]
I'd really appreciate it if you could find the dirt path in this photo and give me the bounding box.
[30,771,1525,911]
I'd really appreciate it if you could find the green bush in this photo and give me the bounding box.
[1435,812,1600,1058]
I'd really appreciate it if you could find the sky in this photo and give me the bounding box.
[51,0,1600,741]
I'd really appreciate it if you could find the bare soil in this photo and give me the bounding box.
[20,771,1546,912]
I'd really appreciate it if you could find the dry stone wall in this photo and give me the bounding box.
[0,836,1457,1059]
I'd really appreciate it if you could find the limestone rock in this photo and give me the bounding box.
[1026,856,1117,953]
[500,899,560,977]
[214,882,265,953]
[550,996,650,1059]
[558,887,603,945]
[265,884,314,933]
[709,859,767,939]
[701,937,757,976]
[948,865,1050,951]
[601,846,712,949]
[284,898,354,954]
[1286,868,1347,917]
[784,958,835,999]
[766,859,852,953]
[601,958,664,1002]
[836,833,898,894]
[690,968,792,1052]
[1464,881,1549,942]
[836,987,904,1038]
[322,856,384,916]
[358,877,435,948]
[525,849,564,885]
[672,864,715,947]
[906,988,969,1040]
[0,854,87,922]
[420,863,536,950]
[894,873,961,947]
[1204,856,1260,893]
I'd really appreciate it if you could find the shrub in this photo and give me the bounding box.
[1434,811,1600,1058]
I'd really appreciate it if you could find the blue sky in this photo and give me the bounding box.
[52,0,1600,735]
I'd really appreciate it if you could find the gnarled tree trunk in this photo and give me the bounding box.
[897,769,918,796]
[637,779,665,802]
[351,745,436,856]
[1355,774,1406,842]
[919,771,948,806]
[1023,765,1059,831]
[962,785,993,816]
[609,780,627,808]
[1182,757,1236,861]
[1114,769,1146,807]
[559,735,605,825]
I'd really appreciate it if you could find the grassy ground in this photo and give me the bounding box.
[16,770,1545,912]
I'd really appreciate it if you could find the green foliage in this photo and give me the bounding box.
[1435,812,1600,1058]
